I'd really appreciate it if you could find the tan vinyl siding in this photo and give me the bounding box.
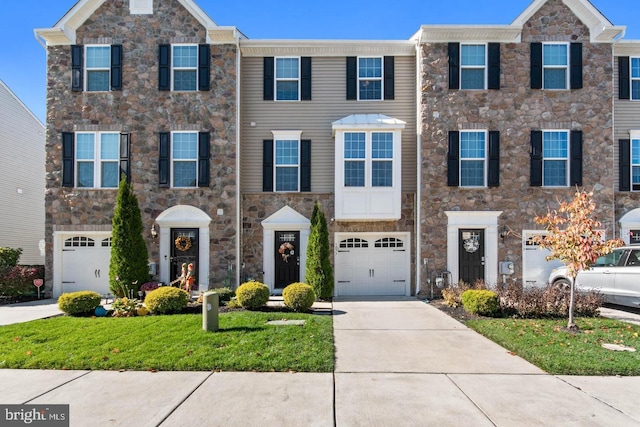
[0,82,45,264]
[614,55,640,191]
[240,55,417,193]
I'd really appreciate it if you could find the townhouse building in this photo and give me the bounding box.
[34,0,637,298]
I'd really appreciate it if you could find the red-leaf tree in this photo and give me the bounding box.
[534,190,623,331]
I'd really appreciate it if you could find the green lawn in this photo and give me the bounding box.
[466,317,640,375]
[0,311,334,372]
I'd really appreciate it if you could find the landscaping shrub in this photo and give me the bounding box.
[58,291,102,316]
[209,287,235,303]
[461,289,500,316]
[0,265,44,298]
[441,280,486,308]
[144,287,189,314]
[235,281,270,310]
[0,247,22,270]
[111,297,140,317]
[283,282,316,312]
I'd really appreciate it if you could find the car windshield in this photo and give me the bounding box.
[593,250,624,267]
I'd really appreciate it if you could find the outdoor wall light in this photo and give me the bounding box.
[500,226,508,240]
[150,224,158,242]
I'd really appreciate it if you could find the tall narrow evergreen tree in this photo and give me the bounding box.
[306,202,334,299]
[109,177,149,297]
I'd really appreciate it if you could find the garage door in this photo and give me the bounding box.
[335,233,410,296]
[61,236,111,295]
[522,231,563,288]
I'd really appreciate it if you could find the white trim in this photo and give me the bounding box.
[459,130,488,188]
[84,45,111,92]
[445,211,502,286]
[240,40,415,57]
[541,129,570,187]
[357,56,383,101]
[417,26,522,44]
[155,205,212,292]
[271,131,303,193]
[274,57,301,102]
[171,44,198,92]
[460,43,488,90]
[129,0,153,15]
[541,42,569,91]
[170,131,199,188]
[261,206,310,293]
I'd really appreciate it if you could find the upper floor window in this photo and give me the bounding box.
[542,131,569,186]
[275,138,300,191]
[632,58,640,100]
[86,46,111,91]
[344,131,393,187]
[632,138,640,190]
[358,57,383,100]
[460,131,486,187]
[173,45,198,91]
[172,132,198,187]
[543,43,568,90]
[275,57,300,101]
[460,45,486,90]
[76,132,120,188]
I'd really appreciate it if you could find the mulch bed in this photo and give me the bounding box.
[427,299,485,323]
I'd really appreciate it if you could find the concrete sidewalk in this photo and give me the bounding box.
[0,298,63,325]
[1,297,639,426]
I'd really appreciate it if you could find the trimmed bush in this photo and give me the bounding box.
[209,287,235,303]
[235,281,270,310]
[461,289,500,316]
[144,287,189,314]
[283,282,316,312]
[0,265,44,298]
[58,291,102,316]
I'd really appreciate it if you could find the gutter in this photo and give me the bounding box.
[235,32,242,288]
[414,37,422,296]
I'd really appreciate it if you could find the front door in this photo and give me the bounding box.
[459,229,484,284]
[170,228,199,288]
[275,231,300,289]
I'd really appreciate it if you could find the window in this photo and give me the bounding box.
[275,139,300,191]
[632,139,640,190]
[542,131,569,186]
[343,131,393,187]
[172,132,198,187]
[543,43,568,90]
[172,45,198,91]
[632,58,640,100]
[275,57,300,101]
[85,46,111,91]
[76,132,120,188]
[460,45,486,90]
[358,57,383,100]
[460,131,486,187]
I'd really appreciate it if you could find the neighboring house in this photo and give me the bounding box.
[34,0,640,298]
[0,80,45,266]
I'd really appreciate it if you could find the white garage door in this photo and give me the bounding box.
[61,236,112,295]
[335,233,410,296]
[522,231,563,288]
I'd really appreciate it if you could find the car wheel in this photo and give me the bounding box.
[552,279,571,291]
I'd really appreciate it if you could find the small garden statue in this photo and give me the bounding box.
[171,262,196,291]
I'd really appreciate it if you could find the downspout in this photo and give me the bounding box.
[611,43,617,239]
[235,31,242,288]
[415,35,422,296]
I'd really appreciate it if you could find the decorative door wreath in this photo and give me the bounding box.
[175,236,192,252]
[278,242,295,263]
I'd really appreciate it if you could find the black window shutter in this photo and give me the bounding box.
[619,56,631,100]
[119,133,131,183]
[570,43,583,90]
[263,140,274,192]
[530,43,543,89]
[158,45,170,91]
[111,44,123,91]
[488,43,500,90]
[71,45,83,92]
[346,56,357,100]
[300,140,311,192]
[570,130,583,186]
[384,56,395,100]
[448,43,460,90]
[530,130,543,186]
[62,132,75,187]
[263,57,274,101]
[198,44,211,91]
[447,131,460,186]
[488,131,500,187]
[159,132,170,188]
[620,139,631,191]
[301,57,312,101]
[198,132,210,187]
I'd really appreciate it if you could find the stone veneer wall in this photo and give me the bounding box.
[44,0,238,289]
[241,193,416,289]
[420,0,615,284]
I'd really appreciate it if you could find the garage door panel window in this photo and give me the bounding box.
[374,237,403,248]
[64,237,96,247]
[339,238,369,248]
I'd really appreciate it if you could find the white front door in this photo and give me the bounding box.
[335,233,410,296]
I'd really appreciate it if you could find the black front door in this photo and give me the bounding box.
[170,228,199,288]
[459,229,485,284]
[275,231,300,289]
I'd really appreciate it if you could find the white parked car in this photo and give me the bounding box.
[547,247,640,308]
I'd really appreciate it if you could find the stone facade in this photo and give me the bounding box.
[420,0,615,284]
[44,0,238,290]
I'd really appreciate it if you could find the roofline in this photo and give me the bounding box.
[240,39,416,57]
[416,25,522,43]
